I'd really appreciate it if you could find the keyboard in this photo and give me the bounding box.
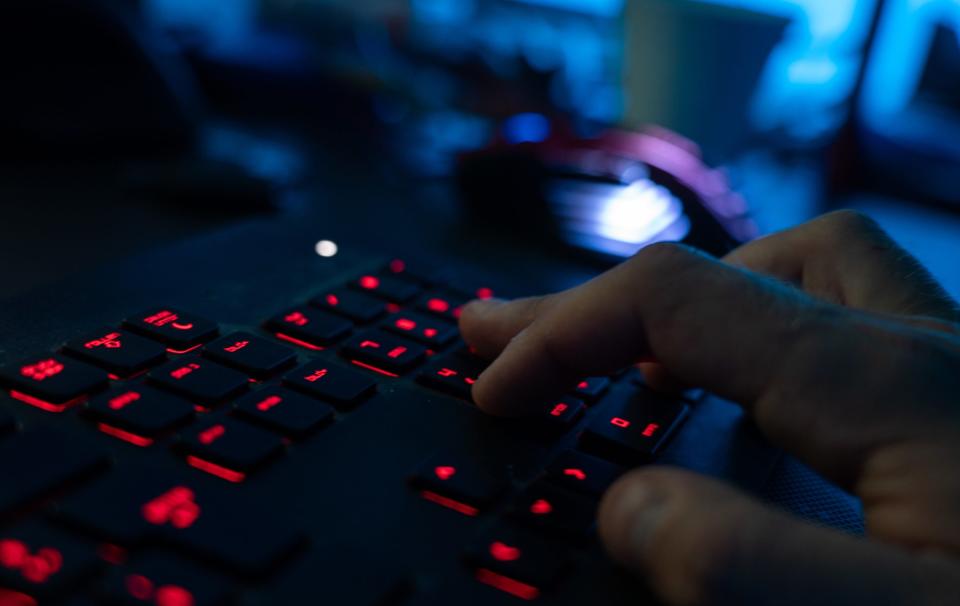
[0,221,778,605]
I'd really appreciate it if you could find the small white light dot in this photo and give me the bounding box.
[315,239,338,257]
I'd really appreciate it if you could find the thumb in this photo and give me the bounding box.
[597,468,959,606]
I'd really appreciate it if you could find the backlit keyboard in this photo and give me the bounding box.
[0,257,695,605]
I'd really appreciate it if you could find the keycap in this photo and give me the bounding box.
[465,526,569,593]
[62,328,166,378]
[536,397,586,433]
[544,450,626,498]
[266,306,352,349]
[84,386,195,443]
[148,357,247,407]
[578,389,689,465]
[282,362,376,408]
[310,289,386,323]
[177,418,284,479]
[416,353,487,400]
[415,292,468,322]
[382,258,449,286]
[350,274,421,303]
[340,331,426,375]
[100,554,232,606]
[57,467,305,576]
[445,280,496,302]
[123,308,218,352]
[234,387,334,438]
[383,312,458,347]
[0,354,108,410]
[573,377,610,401]
[507,481,596,542]
[0,522,100,601]
[409,452,507,515]
[203,332,297,379]
[0,428,108,517]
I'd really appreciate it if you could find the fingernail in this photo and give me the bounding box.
[462,297,506,316]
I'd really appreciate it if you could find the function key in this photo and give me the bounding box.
[507,480,596,543]
[350,274,421,303]
[234,387,334,439]
[177,419,284,482]
[340,331,425,375]
[573,377,610,401]
[266,307,352,350]
[383,312,458,347]
[85,386,195,445]
[578,389,689,465]
[149,357,247,407]
[62,328,166,379]
[101,554,232,606]
[123,308,218,352]
[203,332,297,379]
[417,353,487,400]
[465,526,569,599]
[415,293,467,322]
[408,452,507,515]
[0,522,100,601]
[311,289,386,324]
[282,362,376,409]
[0,354,107,411]
[383,258,449,286]
[544,450,626,498]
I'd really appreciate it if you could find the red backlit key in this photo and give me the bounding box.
[340,331,426,375]
[203,332,297,379]
[507,480,596,543]
[0,354,108,410]
[62,328,166,378]
[415,292,468,321]
[234,387,334,439]
[310,289,386,324]
[578,389,689,465]
[383,312,458,347]
[350,274,421,303]
[544,450,626,498]
[148,357,247,407]
[0,522,100,601]
[123,308,218,352]
[536,397,586,433]
[409,452,507,515]
[417,353,487,400]
[102,555,231,606]
[0,428,108,518]
[266,307,352,349]
[282,362,376,409]
[465,526,569,597]
[573,377,610,401]
[85,386,195,444]
[178,418,284,479]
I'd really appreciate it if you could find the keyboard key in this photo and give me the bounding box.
[310,290,386,323]
[507,481,596,543]
[536,397,586,433]
[409,452,507,515]
[0,522,100,601]
[234,387,334,438]
[544,451,626,498]
[282,362,376,408]
[573,377,610,401]
[350,274,421,303]
[417,353,486,400]
[149,357,247,407]
[57,467,305,576]
[101,554,232,606]
[85,386,195,443]
[578,389,689,465]
[0,355,108,410]
[465,526,569,593]
[62,328,166,378]
[123,308,218,352]
[340,331,426,375]
[0,428,108,517]
[415,293,467,321]
[177,418,284,480]
[383,312,458,347]
[203,332,297,379]
[266,307,352,349]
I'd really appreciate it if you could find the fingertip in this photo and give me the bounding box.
[458,298,508,357]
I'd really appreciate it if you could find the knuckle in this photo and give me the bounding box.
[630,242,697,275]
[817,209,883,240]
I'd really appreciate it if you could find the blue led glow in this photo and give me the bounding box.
[503,113,551,144]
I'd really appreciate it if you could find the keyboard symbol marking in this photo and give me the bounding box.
[0,539,63,584]
[489,541,521,562]
[19,359,64,382]
[223,340,249,352]
[434,466,456,480]
[141,487,200,529]
[610,417,631,428]
[169,363,200,380]
[84,332,123,349]
[304,369,328,382]
[642,423,660,437]
[563,468,586,481]
[108,391,141,410]
[198,425,226,445]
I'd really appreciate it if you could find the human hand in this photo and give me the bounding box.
[459,211,960,605]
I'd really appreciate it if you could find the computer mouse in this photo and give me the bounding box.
[456,119,757,260]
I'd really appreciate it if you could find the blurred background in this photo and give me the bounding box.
[2,0,959,298]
